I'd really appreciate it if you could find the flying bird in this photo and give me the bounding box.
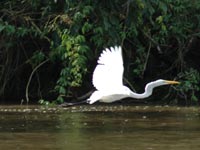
[87,46,180,104]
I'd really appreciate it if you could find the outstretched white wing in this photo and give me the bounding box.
[92,46,124,91]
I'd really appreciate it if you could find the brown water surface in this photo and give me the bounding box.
[0,105,199,150]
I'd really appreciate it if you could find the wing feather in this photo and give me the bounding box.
[92,46,124,91]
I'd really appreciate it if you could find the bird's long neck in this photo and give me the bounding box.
[129,82,155,99]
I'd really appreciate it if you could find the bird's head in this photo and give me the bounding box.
[144,79,180,97]
[153,79,180,86]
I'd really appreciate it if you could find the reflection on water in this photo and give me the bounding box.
[0,105,200,150]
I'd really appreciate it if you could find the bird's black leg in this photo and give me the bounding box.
[59,100,88,107]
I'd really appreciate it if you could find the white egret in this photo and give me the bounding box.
[87,46,180,104]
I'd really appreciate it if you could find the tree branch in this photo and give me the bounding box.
[25,59,49,104]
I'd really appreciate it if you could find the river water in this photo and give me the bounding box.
[0,105,199,150]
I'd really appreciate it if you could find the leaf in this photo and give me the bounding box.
[103,17,111,30]
[0,24,5,32]
[159,1,168,14]
[191,94,198,102]
[156,16,163,24]
[17,27,29,37]
[82,5,93,15]
[75,35,85,43]
[59,86,66,94]
[77,45,89,54]
[56,96,64,104]
[82,22,92,34]
[94,27,103,35]
[6,25,16,35]
[66,40,72,51]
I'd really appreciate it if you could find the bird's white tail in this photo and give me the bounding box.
[87,91,102,104]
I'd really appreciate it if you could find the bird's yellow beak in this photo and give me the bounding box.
[165,80,180,84]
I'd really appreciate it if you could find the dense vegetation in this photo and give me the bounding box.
[0,0,200,105]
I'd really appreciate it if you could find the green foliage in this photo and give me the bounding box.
[52,18,90,101]
[177,68,200,103]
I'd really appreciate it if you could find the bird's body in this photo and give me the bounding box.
[88,86,130,104]
[87,46,179,104]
